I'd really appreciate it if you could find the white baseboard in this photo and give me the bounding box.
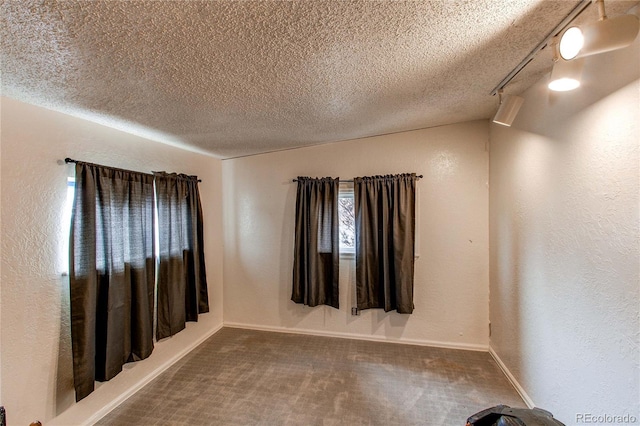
[223,321,489,352]
[82,322,224,425]
[489,346,535,408]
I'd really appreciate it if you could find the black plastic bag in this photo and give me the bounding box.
[467,405,565,426]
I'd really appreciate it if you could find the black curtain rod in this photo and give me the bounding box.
[292,175,423,183]
[64,158,202,182]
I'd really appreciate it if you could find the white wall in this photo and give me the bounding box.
[223,120,490,349]
[0,95,3,408]
[489,11,640,423]
[0,97,224,425]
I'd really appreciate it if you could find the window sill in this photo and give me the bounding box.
[340,251,355,259]
[340,252,420,259]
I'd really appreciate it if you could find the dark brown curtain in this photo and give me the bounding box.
[354,173,417,314]
[70,162,156,401]
[155,173,209,340]
[292,177,340,309]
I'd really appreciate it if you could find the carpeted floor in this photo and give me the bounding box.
[97,327,525,425]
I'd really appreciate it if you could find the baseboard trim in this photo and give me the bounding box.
[488,346,535,408]
[85,322,224,425]
[223,321,489,352]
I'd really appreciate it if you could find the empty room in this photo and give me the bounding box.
[1,1,638,425]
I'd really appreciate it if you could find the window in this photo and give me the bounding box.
[338,183,355,255]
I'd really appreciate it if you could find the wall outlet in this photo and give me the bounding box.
[351,307,360,316]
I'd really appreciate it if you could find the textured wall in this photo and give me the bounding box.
[489,12,640,422]
[0,97,224,425]
[222,120,490,349]
[0,97,3,406]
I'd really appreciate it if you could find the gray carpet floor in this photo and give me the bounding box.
[97,327,525,425]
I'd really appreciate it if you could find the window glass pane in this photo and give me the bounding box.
[338,195,355,251]
[61,177,75,274]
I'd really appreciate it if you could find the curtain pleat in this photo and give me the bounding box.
[354,173,417,314]
[70,163,155,401]
[292,177,340,309]
[155,173,209,340]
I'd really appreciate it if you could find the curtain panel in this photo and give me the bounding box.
[70,162,156,401]
[354,173,417,314]
[154,173,209,340]
[292,177,340,309]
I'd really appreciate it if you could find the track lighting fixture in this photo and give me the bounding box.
[559,0,639,60]
[492,91,524,127]
[491,0,639,99]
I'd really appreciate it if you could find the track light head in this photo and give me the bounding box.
[559,27,584,60]
[559,14,639,60]
[492,94,524,127]
[548,57,584,92]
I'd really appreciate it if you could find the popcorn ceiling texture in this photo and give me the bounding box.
[2,0,634,158]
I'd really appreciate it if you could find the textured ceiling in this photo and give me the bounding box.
[1,0,637,158]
